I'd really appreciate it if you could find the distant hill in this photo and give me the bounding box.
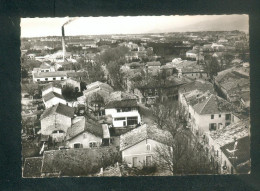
[178,15,249,32]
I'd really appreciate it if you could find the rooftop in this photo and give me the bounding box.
[179,80,215,94]
[105,99,138,109]
[120,124,171,151]
[209,119,250,147]
[108,91,137,102]
[23,157,43,178]
[33,70,75,78]
[42,82,62,91]
[193,94,234,115]
[43,92,65,102]
[66,116,103,140]
[41,147,118,176]
[40,103,75,120]
[221,136,250,173]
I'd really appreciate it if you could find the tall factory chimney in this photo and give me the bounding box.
[61,26,66,62]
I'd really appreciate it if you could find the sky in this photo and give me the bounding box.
[21,15,248,37]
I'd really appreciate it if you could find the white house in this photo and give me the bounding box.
[188,94,236,136]
[186,50,197,59]
[120,124,171,168]
[40,103,75,142]
[105,100,141,128]
[43,92,66,109]
[32,70,75,83]
[66,116,105,148]
[42,83,62,97]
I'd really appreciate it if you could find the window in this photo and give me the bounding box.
[117,109,121,112]
[189,113,191,119]
[132,157,138,167]
[219,114,221,118]
[225,114,231,120]
[37,79,40,82]
[41,70,44,72]
[146,144,151,151]
[146,156,152,166]
[225,122,231,126]
[53,78,56,80]
[89,142,97,148]
[211,115,214,119]
[83,133,87,139]
[61,77,64,80]
[45,78,48,81]
[74,143,81,148]
[127,116,138,126]
[114,117,125,121]
[209,123,217,131]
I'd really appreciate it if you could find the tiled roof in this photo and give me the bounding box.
[221,136,250,173]
[43,92,65,102]
[105,99,138,109]
[42,82,62,91]
[120,124,171,151]
[33,70,74,78]
[41,147,118,176]
[66,116,103,140]
[209,119,250,147]
[179,80,215,94]
[23,157,43,178]
[40,103,75,120]
[193,94,234,115]
[109,91,137,102]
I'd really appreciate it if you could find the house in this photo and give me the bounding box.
[204,119,250,174]
[32,70,75,83]
[120,124,171,168]
[214,67,250,106]
[80,81,114,114]
[39,62,55,72]
[179,79,215,102]
[66,116,105,148]
[105,99,141,128]
[40,103,75,141]
[27,53,36,60]
[188,94,238,136]
[42,91,66,108]
[211,43,225,51]
[186,50,197,60]
[42,83,62,97]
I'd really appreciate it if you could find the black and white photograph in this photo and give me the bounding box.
[20,15,250,178]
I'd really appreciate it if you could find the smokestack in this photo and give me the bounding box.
[61,26,66,62]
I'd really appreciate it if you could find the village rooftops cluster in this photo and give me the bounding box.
[120,124,171,151]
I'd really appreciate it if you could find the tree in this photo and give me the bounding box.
[21,69,28,78]
[23,83,39,97]
[62,85,76,101]
[152,101,213,175]
[86,92,105,116]
[203,56,221,81]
